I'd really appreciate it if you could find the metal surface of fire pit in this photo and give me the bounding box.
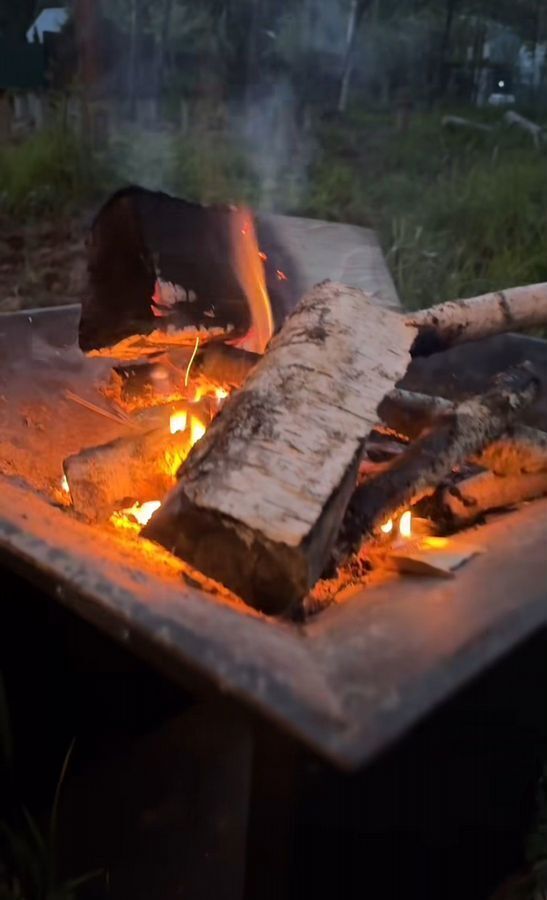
[0,215,546,769]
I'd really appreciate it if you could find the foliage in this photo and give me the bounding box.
[0,126,113,217]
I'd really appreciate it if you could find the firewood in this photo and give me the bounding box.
[144,282,415,615]
[379,388,547,474]
[434,470,547,529]
[64,428,186,522]
[338,365,539,557]
[408,283,547,356]
[194,343,260,388]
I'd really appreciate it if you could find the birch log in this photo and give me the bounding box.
[435,469,547,529]
[504,111,545,149]
[144,282,415,614]
[64,428,186,521]
[338,365,539,556]
[408,283,547,356]
[378,388,547,474]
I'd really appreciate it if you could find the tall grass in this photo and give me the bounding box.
[0,127,113,218]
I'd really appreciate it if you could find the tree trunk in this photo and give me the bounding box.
[144,283,414,614]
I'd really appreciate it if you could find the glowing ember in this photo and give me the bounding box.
[185,335,200,387]
[276,269,288,282]
[380,517,393,534]
[258,250,267,261]
[190,415,206,447]
[230,207,274,354]
[61,474,70,494]
[399,510,412,539]
[170,409,187,434]
[112,499,161,530]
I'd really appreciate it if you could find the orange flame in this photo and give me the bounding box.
[112,499,161,530]
[170,409,187,434]
[399,510,412,539]
[230,207,274,354]
[190,415,206,446]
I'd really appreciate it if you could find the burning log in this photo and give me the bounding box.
[194,343,260,388]
[408,283,547,356]
[144,282,414,615]
[379,388,547,474]
[64,427,187,522]
[432,469,547,529]
[338,365,540,557]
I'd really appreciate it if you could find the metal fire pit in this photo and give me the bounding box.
[1,214,546,770]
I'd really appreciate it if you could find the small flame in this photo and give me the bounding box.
[399,510,412,539]
[185,335,200,388]
[190,415,206,447]
[215,387,229,401]
[61,474,70,494]
[230,207,274,354]
[380,517,393,534]
[112,499,161,529]
[170,409,187,434]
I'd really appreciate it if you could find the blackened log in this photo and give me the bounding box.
[379,388,547,474]
[194,343,261,388]
[408,283,547,356]
[338,365,539,557]
[144,283,415,615]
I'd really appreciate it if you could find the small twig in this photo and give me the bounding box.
[64,390,139,430]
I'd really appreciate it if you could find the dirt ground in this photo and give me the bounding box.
[0,214,88,311]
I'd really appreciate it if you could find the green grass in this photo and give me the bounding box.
[1,106,547,311]
[0,127,113,218]
[301,108,547,309]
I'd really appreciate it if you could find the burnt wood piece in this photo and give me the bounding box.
[432,470,547,529]
[80,187,253,352]
[408,283,547,356]
[144,283,414,615]
[79,187,295,354]
[401,335,547,431]
[64,428,187,522]
[194,344,261,388]
[379,388,547,475]
[338,365,540,557]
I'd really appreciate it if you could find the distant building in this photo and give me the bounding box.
[26,7,69,44]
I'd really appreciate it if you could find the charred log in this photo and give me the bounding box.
[338,365,540,558]
[379,388,547,475]
[408,283,547,356]
[144,283,414,615]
